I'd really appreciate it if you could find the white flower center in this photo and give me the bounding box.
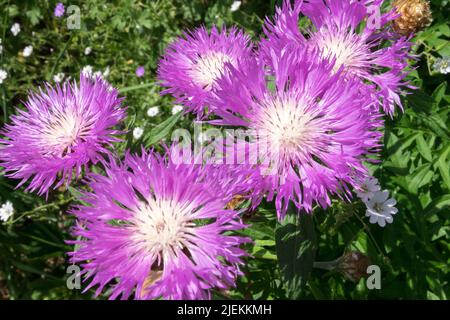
[314,28,367,73]
[131,198,196,259]
[41,110,91,157]
[255,95,322,161]
[190,52,233,90]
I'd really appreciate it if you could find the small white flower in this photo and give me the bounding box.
[147,106,159,117]
[81,65,93,77]
[22,45,33,57]
[356,177,381,203]
[172,105,184,115]
[0,201,14,222]
[53,72,65,83]
[0,69,7,84]
[103,66,110,78]
[10,23,20,36]
[133,127,144,140]
[365,190,398,227]
[433,57,450,74]
[84,47,92,55]
[230,1,242,12]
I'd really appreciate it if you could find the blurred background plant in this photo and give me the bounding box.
[0,0,449,299]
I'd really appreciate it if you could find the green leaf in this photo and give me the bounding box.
[67,187,90,206]
[416,134,433,162]
[144,112,183,147]
[436,144,450,191]
[432,82,447,105]
[424,194,450,217]
[422,115,450,140]
[275,208,317,299]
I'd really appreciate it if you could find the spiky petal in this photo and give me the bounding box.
[68,148,249,300]
[158,25,255,117]
[261,0,415,115]
[0,75,126,195]
[210,46,383,219]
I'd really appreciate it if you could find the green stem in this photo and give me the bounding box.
[119,82,156,93]
[352,211,388,262]
[8,197,74,224]
[50,34,73,78]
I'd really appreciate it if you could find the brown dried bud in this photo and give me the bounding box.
[392,0,433,36]
[337,251,371,282]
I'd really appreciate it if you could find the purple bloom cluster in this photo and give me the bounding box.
[261,0,414,115]
[0,0,415,300]
[0,76,126,195]
[158,26,254,117]
[211,47,383,218]
[68,148,249,300]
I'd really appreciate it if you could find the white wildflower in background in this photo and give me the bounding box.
[365,190,398,227]
[53,72,65,83]
[0,69,7,84]
[356,177,381,203]
[103,66,110,78]
[84,47,92,55]
[0,201,14,222]
[22,45,33,57]
[230,1,242,12]
[133,127,144,140]
[81,65,93,77]
[433,57,450,74]
[172,104,184,115]
[10,23,20,36]
[147,106,159,117]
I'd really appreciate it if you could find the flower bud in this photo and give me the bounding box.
[337,251,371,282]
[392,0,433,36]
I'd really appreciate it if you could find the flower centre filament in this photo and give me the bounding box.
[313,28,367,73]
[190,51,233,90]
[255,95,321,162]
[41,110,90,157]
[132,198,195,258]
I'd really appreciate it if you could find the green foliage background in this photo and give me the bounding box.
[0,0,449,299]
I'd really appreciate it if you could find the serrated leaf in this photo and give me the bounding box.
[416,134,433,162]
[432,82,447,105]
[436,144,450,190]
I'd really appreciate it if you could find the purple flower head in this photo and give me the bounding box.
[210,46,383,219]
[261,0,415,116]
[54,3,65,17]
[158,25,255,117]
[0,75,127,196]
[135,66,145,77]
[68,148,249,300]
